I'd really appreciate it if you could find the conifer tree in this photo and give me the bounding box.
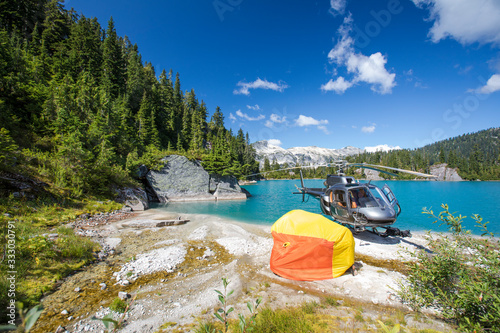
[102,17,125,98]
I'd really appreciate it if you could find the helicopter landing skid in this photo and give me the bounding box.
[371,226,411,238]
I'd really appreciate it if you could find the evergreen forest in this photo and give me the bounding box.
[0,0,259,198]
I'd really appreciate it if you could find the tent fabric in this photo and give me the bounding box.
[270,209,355,281]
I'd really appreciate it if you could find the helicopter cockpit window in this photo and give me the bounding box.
[366,186,390,209]
[333,190,347,208]
[349,188,378,208]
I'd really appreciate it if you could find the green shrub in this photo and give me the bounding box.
[55,226,98,260]
[109,298,127,313]
[250,307,314,333]
[398,204,500,332]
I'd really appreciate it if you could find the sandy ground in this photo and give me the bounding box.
[35,209,454,333]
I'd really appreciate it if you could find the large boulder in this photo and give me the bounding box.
[146,155,248,202]
[211,174,247,200]
[114,187,149,211]
[429,163,463,181]
[147,155,213,202]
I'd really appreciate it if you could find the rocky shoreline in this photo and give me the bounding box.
[33,209,456,333]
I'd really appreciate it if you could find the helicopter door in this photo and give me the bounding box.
[382,185,401,216]
[332,189,349,220]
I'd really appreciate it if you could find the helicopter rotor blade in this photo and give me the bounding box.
[244,164,328,178]
[347,163,438,179]
[351,165,399,177]
[244,160,437,179]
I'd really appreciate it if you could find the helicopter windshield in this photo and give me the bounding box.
[349,187,376,208]
[367,185,392,209]
[349,186,390,209]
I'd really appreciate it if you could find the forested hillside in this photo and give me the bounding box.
[347,128,500,180]
[0,0,258,197]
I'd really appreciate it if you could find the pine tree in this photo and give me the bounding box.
[102,17,125,98]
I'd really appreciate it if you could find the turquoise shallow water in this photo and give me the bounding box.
[151,180,500,235]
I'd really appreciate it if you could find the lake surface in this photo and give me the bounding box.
[152,179,500,235]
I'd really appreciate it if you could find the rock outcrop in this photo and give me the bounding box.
[145,155,247,202]
[114,187,149,211]
[356,168,384,180]
[429,163,463,181]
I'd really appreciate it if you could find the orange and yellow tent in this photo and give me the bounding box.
[270,210,355,281]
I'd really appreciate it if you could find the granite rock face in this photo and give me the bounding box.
[146,155,247,202]
[114,187,149,211]
[429,163,463,181]
[356,168,384,181]
[211,174,247,200]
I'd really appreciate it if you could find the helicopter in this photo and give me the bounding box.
[246,161,438,237]
[291,161,438,237]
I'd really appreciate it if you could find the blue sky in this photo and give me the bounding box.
[67,0,500,150]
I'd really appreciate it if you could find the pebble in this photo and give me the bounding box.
[118,291,131,300]
[61,310,69,315]
[298,290,304,294]
[74,287,81,292]
[120,280,130,286]
[55,326,67,333]
[99,283,107,290]
[67,316,73,321]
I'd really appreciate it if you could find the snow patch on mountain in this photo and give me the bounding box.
[252,140,363,167]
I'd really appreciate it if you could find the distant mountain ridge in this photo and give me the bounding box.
[251,140,363,167]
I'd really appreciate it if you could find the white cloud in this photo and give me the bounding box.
[264,113,288,128]
[364,144,402,153]
[295,115,329,127]
[412,0,500,45]
[295,115,330,134]
[327,15,354,63]
[361,125,376,133]
[235,110,265,121]
[321,76,354,94]
[229,113,237,122]
[317,125,331,135]
[233,78,288,96]
[270,113,287,123]
[346,52,396,94]
[471,74,500,94]
[323,15,396,94]
[246,104,260,110]
[329,0,347,16]
[268,139,282,147]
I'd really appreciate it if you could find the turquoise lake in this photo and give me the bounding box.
[152,180,500,235]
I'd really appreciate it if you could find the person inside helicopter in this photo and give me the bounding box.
[350,188,370,208]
